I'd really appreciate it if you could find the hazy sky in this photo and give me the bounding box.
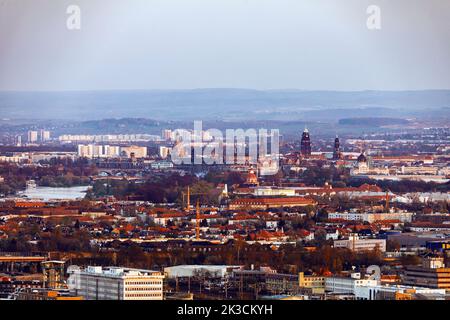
[0,0,449,91]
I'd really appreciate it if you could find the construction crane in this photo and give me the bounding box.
[181,186,209,240]
[196,200,200,240]
[385,190,391,212]
[181,186,210,212]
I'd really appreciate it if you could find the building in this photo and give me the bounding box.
[244,169,259,186]
[386,232,449,249]
[77,144,147,159]
[30,152,77,163]
[162,129,174,141]
[0,278,42,299]
[403,257,450,289]
[164,265,242,279]
[426,240,450,253]
[299,272,325,294]
[120,146,147,158]
[333,136,341,160]
[27,131,38,143]
[41,261,65,289]
[253,186,296,197]
[159,146,171,159]
[150,160,174,170]
[67,266,164,300]
[300,128,311,158]
[354,283,446,300]
[78,144,119,158]
[59,134,159,143]
[39,130,51,142]
[16,289,83,300]
[328,211,414,223]
[325,273,378,294]
[400,166,439,175]
[229,197,316,210]
[231,267,277,288]
[265,273,300,295]
[351,152,390,176]
[334,235,386,252]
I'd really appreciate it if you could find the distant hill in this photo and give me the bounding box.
[0,89,448,122]
[338,117,411,127]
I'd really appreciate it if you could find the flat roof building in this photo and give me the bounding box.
[325,273,378,294]
[403,257,450,290]
[334,235,386,252]
[67,265,164,300]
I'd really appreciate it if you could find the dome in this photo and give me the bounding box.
[357,152,367,162]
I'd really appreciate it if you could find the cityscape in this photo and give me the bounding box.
[0,0,449,310]
[0,124,449,301]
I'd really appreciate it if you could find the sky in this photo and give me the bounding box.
[0,0,449,91]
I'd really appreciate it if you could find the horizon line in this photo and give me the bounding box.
[0,88,450,94]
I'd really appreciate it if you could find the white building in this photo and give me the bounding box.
[162,129,174,141]
[77,144,146,159]
[325,229,340,240]
[400,166,438,175]
[326,273,446,299]
[253,187,296,197]
[164,265,242,279]
[67,266,164,300]
[159,146,171,159]
[151,161,174,170]
[78,144,119,158]
[0,155,28,163]
[334,235,386,252]
[60,134,160,143]
[351,161,389,176]
[39,130,51,142]
[120,146,147,158]
[328,211,414,223]
[30,152,77,163]
[354,284,446,300]
[403,192,450,203]
[325,274,378,294]
[27,130,38,143]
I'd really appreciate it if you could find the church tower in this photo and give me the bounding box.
[333,135,342,160]
[300,128,311,158]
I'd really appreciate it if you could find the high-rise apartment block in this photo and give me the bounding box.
[27,131,38,143]
[77,144,147,159]
[162,129,174,141]
[39,130,51,142]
